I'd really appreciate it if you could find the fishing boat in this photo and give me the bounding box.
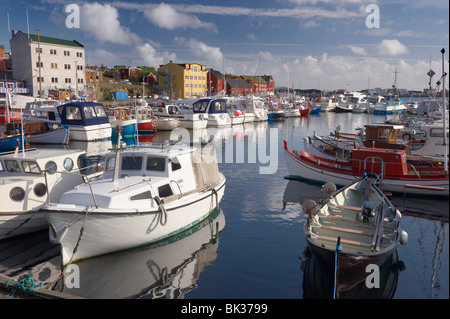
[108,107,138,137]
[129,105,156,134]
[303,176,408,291]
[372,98,407,115]
[0,132,25,150]
[57,102,112,141]
[0,148,97,239]
[4,120,70,145]
[42,143,227,265]
[284,140,449,196]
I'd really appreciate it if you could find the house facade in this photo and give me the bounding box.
[158,61,207,99]
[226,79,252,96]
[207,69,225,95]
[10,30,86,97]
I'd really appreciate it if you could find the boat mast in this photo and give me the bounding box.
[441,48,448,175]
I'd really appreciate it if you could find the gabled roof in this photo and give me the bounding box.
[226,79,251,88]
[241,75,267,84]
[20,31,84,48]
[208,69,223,79]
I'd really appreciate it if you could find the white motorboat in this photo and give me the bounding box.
[42,143,227,265]
[57,102,112,141]
[0,148,98,239]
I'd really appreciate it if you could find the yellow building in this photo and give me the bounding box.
[158,61,207,99]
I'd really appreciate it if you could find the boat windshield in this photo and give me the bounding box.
[83,106,97,119]
[146,157,165,171]
[193,100,209,113]
[66,106,82,120]
[94,105,107,117]
[122,156,143,170]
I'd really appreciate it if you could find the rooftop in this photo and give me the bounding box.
[14,30,84,48]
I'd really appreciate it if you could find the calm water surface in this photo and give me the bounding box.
[1,111,448,299]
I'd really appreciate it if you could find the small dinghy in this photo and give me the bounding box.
[303,176,408,292]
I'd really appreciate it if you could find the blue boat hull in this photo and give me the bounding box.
[111,124,138,137]
[0,135,24,150]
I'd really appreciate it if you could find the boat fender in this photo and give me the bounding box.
[302,199,318,218]
[321,182,337,198]
[400,230,408,245]
[154,196,167,226]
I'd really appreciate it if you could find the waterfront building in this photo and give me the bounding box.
[10,30,85,97]
[158,61,207,99]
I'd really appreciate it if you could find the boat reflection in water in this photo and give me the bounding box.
[300,246,406,299]
[57,208,226,299]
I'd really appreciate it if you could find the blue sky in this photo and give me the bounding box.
[1,0,449,90]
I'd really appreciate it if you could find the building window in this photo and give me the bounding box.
[35,47,42,53]
[64,51,70,56]
[78,79,83,84]
[36,62,43,68]
[76,52,83,58]
[64,64,71,70]
[51,63,58,69]
[50,49,57,55]
[51,77,58,83]
[77,65,83,70]
[37,77,44,83]
[65,78,71,84]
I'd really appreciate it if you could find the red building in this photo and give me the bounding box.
[226,79,252,95]
[206,69,225,95]
[261,75,275,94]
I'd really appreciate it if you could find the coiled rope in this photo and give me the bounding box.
[5,277,43,298]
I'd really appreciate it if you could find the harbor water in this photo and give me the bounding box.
[1,111,448,299]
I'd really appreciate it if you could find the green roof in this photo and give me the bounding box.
[137,66,156,74]
[241,75,267,83]
[24,32,84,48]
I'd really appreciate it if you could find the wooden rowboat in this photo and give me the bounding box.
[303,176,408,293]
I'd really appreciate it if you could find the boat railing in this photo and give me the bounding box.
[170,179,183,198]
[363,156,384,184]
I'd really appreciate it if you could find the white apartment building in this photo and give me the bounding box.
[10,30,86,97]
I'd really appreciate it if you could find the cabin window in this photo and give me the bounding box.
[0,160,4,172]
[84,106,96,119]
[146,157,165,172]
[4,160,21,172]
[10,187,25,202]
[34,183,47,197]
[45,161,57,174]
[106,157,115,171]
[66,106,82,120]
[130,191,152,201]
[430,128,445,137]
[94,105,107,117]
[158,184,173,198]
[171,158,182,171]
[122,156,143,170]
[64,158,74,171]
[48,112,56,121]
[22,161,41,174]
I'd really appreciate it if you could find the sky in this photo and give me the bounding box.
[0,0,449,91]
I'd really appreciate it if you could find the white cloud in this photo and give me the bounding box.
[377,39,409,56]
[80,3,140,45]
[135,42,176,68]
[175,38,224,70]
[300,20,321,29]
[143,3,217,32]
[348,45,367,55]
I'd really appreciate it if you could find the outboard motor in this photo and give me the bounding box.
[360,200,374,223]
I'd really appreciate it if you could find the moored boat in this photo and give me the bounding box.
[303,176,408,291]
[0,148,97,239]
[108,107,138,137]
[284,140,449,196]
[42,143,227,265]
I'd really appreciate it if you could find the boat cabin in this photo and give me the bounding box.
[362,124,409,152]
[102,146,220,199]
[58,102,110,126]
[351,147,408,177]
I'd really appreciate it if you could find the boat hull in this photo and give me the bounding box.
[137,120,156,134]
[305,228,397,291]
[26,126,70,145]
[43,177,226,265]
[0,212,48,239]
[69,123,112,141]
[284,142,449,196]
[153,118,179,131]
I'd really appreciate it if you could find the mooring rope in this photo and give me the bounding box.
[333,237,342,299]
[4,277,43,298]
